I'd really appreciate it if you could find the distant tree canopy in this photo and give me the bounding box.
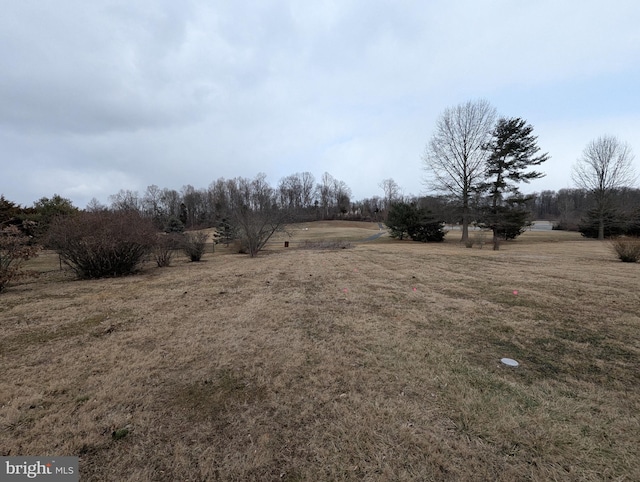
[0,196,23,227]
[29,194,78,240]
[0,194,78,241]
[103,171,357,232]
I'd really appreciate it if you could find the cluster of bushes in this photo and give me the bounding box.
[46,211,210,279]
[47,211,158,278]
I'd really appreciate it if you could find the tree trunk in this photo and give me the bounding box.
[461,221,469,242]
[461,195,469,242]
[598,217,605,240]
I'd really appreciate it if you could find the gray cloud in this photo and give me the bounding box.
[1,0,639,207]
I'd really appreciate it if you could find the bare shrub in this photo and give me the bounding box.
[230,239,249,254]
[0,226,40,292]
[611,236,640,263]
[181,231,208,261]
[154,233,181,267]
[47,211,157,278]
[473,230,487,249]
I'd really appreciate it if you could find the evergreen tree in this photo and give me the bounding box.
[386,202,446,242]
[386,202,417,240]
[0,196,23,227]
[480,117,549,248]
[578,207,629,238]
[29,194,78,240]
[407,208,446,242]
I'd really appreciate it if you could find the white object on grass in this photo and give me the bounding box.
[500,358,519,367]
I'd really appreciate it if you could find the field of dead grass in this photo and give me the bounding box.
[1,222,639,481]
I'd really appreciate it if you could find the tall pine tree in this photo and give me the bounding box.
[480,117,550,249]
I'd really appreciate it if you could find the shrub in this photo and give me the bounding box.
[0,226,40,293]
[181,231,208,261]
[230,239,249,254]
[387,202,446,242]
[47,210,157,278]
[153,233,181,267]
[407,215,446,243]
[164,216,185,233]
[610,237,640,263]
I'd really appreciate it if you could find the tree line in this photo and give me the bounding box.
[92,171,357,232]
[2,181,639,250]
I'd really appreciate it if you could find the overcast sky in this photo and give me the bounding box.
[2,1,639,208]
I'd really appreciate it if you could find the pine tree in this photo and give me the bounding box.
[480,117,549,248]
[386,202,445,242]
[386,202,417,240]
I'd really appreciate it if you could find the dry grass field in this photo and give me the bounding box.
[1,222,639,481]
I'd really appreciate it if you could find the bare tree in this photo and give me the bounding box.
[159,188,182,220]
[333,179,352,218]
[572,135,636,239]
[141,185,163,223]
[278,174,303,210]
[227,174,290,257]
[300,172,316,208]
[86,197,107,212]
[423,99,497,241]
[109,189,141,212]
[208,178,229,217]
[379,178,401,215]
[316,172,335,219]
[181,185,207,228]
[359,196,382,221]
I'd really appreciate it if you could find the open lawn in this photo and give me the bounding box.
[1,222,639,481]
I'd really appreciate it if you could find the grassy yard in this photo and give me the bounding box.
[1,222,639,481]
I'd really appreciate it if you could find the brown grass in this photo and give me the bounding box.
[1,222,639,481]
